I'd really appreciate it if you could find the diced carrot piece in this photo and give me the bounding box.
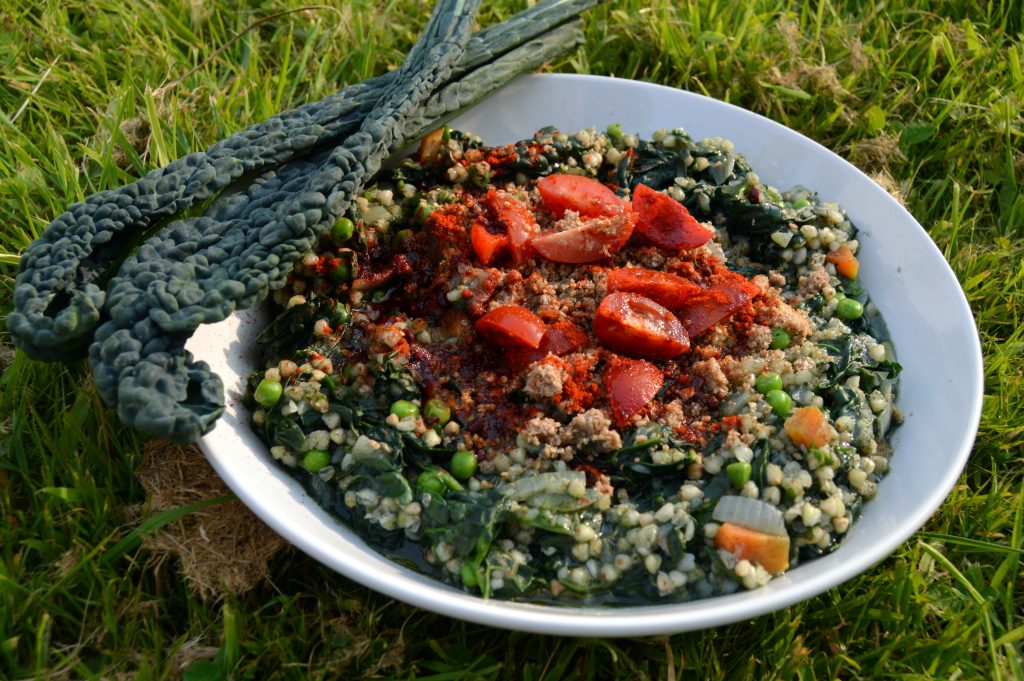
[825,244,859,279]
[714,522,790,574]
[784,406,834,449]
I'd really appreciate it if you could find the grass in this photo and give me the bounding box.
[1,0,1022,678]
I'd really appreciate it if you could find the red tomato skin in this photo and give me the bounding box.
[632,183,714,250]
[537,174,626,219]
[677,279,762,338]
[507,321,588,372]
[470,219,508,266]
[475,305,547,349]
[593,292,690,359]
[605,356,665,426]
[531,211,636,264]
[605,267,700,309]
[484,189,537,264]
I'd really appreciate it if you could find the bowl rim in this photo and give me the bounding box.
[196,72,984,636]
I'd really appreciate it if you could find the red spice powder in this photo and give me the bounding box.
[557,353,601,413]
[317,160,775,458]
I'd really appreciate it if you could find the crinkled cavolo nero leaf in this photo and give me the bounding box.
[11,0,602,443]
[93,12,590,443]
[8,0,599,360]
[88,0,482,443]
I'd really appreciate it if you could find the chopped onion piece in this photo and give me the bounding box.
[500,471,585,502]
[712,495,787,537]
[719,390,751,416]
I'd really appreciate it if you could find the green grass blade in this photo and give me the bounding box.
[100,494,235,566]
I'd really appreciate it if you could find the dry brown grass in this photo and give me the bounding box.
[134,439,288,599]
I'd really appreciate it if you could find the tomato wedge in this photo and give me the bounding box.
[507,321,588,372]
[632,183,713,250]
[606,267,700,309]
[531,212,636,264]
[475,305,546,349]
[593,292,690,359]
[537,174,627,219]
[605,356,664,426]
[470,219,508,266]
[676,279,762,338]
[484,189,537,265]
[537,320,587,355]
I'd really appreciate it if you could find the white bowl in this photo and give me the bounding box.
[190,74,983,636]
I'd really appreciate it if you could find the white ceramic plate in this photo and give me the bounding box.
[190,74,983,636]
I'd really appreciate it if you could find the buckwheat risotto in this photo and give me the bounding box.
[246,124,901,604]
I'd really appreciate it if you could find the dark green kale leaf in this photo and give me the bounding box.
[606,425,698,504]
[817,335,902,392]
[372,355,420,405]
[11,0,598,364]
[73,0,603,444]
[665,526,691,565]
[255,297,337,364]
[265,412,306,452]
[614,139,690,191]
[399,432,457,470]
[749,438,771,489]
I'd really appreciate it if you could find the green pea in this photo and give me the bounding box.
[755,372,783,395]
[321,374,337,392]
[393,228,415,247]
[436,468,464,492]
[414,202,436,226]
[331,217,355,242]
[450,450,477,480]
[423,398,451,426]
[606,122,623,140]
[301,449,330,472]
[835,297,864,320]
[469,164,492,188]
[253,378,283,407]
[389,400,420,419]
[791,197,810,209]
[330,303,350,326]
[727,461,752,488]
[810,448,836,467]
[341,364,357,382]
[327,260,351,283]
[765,389,793,416]
[460,562,479,588]
[416,470,446,497]
[770,327,791,349]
